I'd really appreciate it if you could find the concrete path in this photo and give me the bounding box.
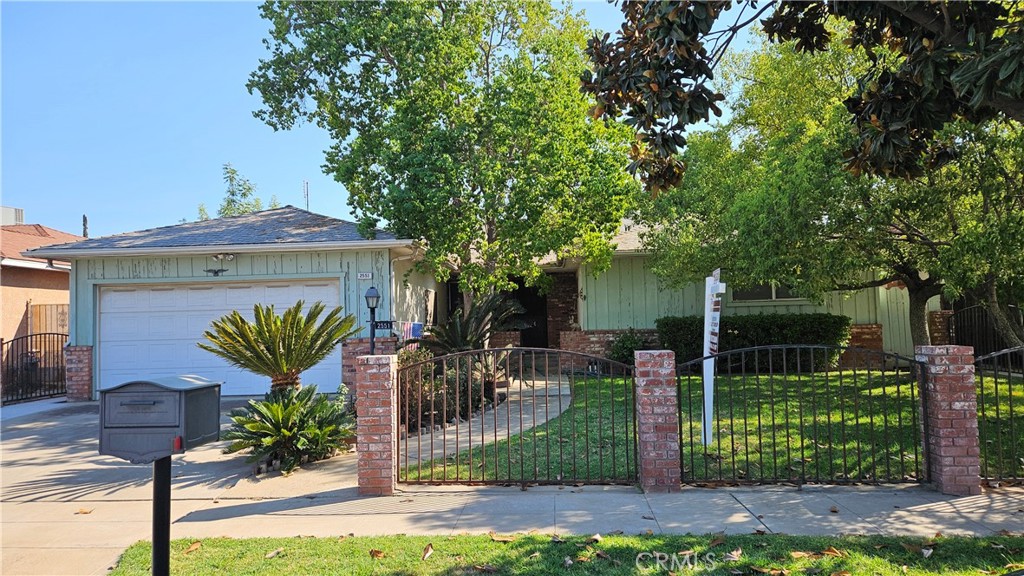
[2,398,1022,576]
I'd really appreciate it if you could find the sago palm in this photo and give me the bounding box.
[199,300,359,391]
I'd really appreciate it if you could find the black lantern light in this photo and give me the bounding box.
[365,286,380,354]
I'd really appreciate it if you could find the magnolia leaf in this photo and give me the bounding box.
[709,533,727,547]
[265,548,284,559]
[563,556,574,568]
[369,549,385,559]
[724,547,743,562]
[488,531,516,543]
[587,534,603,543]
[474,565,498,573]
[821,546,844,558]
[75,508,94,515]
[184,541,202,555]
[421,543,433,561]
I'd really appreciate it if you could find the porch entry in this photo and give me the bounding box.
[675,345,928,485]
[396,348,637,486]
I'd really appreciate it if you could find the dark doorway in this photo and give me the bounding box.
[510,282,548,348]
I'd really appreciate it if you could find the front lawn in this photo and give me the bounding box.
[110,533,1022,576]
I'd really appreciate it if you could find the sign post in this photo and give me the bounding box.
[702,269,726,446]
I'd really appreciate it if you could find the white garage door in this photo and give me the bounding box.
[98,281,342,395]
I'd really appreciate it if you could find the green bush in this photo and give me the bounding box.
[223,385,354,473]
[398,356,501,432]
[656,313,852,370]
[609,328,646,365]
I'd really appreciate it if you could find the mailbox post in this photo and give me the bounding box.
[99,375,221,576]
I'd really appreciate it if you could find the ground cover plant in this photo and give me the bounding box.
[110,533,1023,576]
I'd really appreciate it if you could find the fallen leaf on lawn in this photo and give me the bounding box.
[1005,564,1024,570]
[474,564,498,573]
[645,529,654,535]
[184,541,201,555]
[901,543,922,555]
[75,508,94,515]
[563,556,574,567]
[873,544,886,550]
[724,547,743,562]
[265,548,284,559]
[990,543,1006,549]
[529,552,541,559]
[422,543,433,561]
[551,535,565,543]
[369,549,385,559]
[790,551,817,559]
[575,555,591,563]
[488,531,516,543]
[922,547,933,558]
[587,533,603,543]
[753,567,790,575]
[729,569,744,575]
[829,506,839,514]
[678,549,695,557]
[821,546,844,558]
[830,571,851,576]
[708,533,727,547]
[901,565,908,574]
[595,550,612,560]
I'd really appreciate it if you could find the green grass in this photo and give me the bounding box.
[109,533,1023,576]
[403,377,636,484]
[976,371,1024,480]
[677,370,924,484]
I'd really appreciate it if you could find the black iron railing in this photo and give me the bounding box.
[952,304,1024,359]
[397,348,637,486]
[1,333,68,405]
[676,345,926,485]
[976,347,1024,481]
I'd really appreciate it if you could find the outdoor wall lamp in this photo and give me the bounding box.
[365,286,380,354]
[204,253,235,276]
[211,253,235,262]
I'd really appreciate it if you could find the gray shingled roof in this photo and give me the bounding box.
[27,206,403,255]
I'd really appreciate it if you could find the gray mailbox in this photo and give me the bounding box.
[100,375,222,464]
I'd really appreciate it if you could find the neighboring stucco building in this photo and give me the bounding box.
[2,223,84,342]
[27,206,443,399]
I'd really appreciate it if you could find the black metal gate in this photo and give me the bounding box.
[675,345,927,485]
[976,347,1023,482]
[951,304,1024,358]
[397,348,637,485]
[2,333,68,405]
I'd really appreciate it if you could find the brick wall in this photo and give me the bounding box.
[64,345,93,402]
[839,323,884,368]
[634,350,681,492]
[559,329,659,358]
[928,311,954,345]
[915,345,981,496]
[342,337,397,396]
[354,354,398,497]
[489,331,521,349]
[546,272,578,349]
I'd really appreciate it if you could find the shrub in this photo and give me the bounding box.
[398,355,502,432]
[223,385,354,473]
[416,293,527,354]
[609,328,646,365]
[656,313,852,370]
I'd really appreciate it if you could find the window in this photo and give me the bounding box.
[732,283,801,302]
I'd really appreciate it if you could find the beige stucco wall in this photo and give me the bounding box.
[391,257,445,327]
[1,266,70,341]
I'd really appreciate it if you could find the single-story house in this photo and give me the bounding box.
[26,206,444,399]
[2,221,84,342]
[508,222,942,359]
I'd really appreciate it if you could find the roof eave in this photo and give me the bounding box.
[1,257,71,272]
[25,239,414,259]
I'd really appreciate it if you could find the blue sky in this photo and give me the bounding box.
[1,1,740,239]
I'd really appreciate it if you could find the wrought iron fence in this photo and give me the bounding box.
[975,347,1024,481]
[396,348,637,486]
[676,345,926,485]
[1,333,68,405]
[952,304,1024,359]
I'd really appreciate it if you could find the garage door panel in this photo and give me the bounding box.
[99,280,342,395]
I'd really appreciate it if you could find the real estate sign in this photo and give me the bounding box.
[702,269,725,446]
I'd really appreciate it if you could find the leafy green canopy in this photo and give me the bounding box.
[584,1,1024,192]
[198,163,279,221]
[249,1,639,295]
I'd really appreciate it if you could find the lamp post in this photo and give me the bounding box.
[365,286,380,354]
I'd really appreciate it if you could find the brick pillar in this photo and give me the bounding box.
[355,354,398,496]
[64,345,93,402]
[342,337,398,396]
[634,350,681,493]
[915,345,981,496]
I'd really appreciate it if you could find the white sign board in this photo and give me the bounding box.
[357,272,373,280]
[702,269,725,446]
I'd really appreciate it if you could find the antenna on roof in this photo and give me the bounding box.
[303,181,309,211]
[82,214,89,238]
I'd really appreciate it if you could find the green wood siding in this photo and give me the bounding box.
[70,249,392,346]
[578,255,937,356]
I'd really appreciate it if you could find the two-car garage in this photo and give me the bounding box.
[97,280,341,396]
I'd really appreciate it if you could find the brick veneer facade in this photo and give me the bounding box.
[64,345,93,402]
[560,329,659,358]
[928,311,954,345]
[546,272,578,349]
[342,337,397,396]
[489,331,521,349]
[634,350,682,492]
[839,323,884,368]
[915,345,981,496]
[354,354,398,496]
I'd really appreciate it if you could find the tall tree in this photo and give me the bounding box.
[198,163,280,221]
[248,1,638,307]
[641,30,1024,347]
[583,1,1024,192]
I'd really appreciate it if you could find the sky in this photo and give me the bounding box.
[1,1,748,239]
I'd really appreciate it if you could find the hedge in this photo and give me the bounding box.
[656,313,853,371]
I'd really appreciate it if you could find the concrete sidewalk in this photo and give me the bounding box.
[2,399,1022,576]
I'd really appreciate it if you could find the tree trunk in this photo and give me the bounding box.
[271,374,301,392]
[907,288,932,348]
[986,282,1024,349]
